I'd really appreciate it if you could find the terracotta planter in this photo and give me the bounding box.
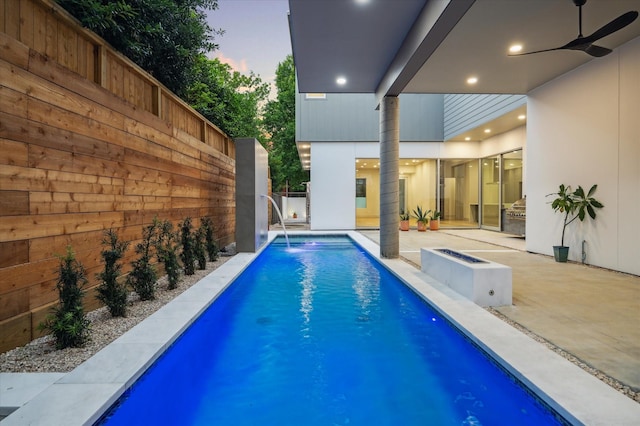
[399,220,410,231]
[429,219,440,231]
[417,221,427,232]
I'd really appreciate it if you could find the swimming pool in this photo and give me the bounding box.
[98,235,562,425]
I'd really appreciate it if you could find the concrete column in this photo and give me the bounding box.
[235,138,269,252]
[379,96,399,258]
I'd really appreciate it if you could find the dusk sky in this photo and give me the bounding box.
[206,0,292,95]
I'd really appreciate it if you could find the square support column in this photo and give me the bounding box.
[380,96,400,258]
[235,138,269,252]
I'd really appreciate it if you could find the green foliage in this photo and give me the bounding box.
[57,0,221,97]
[195,225,207,270]
[262,55,309,192]
[180,217,196,276]
[412,206,431,224]
[96,229,130,317]
[548,184,604,246]
[154,218,181,290]
[185,56,269,139]
[39,246,91,349]
[400,212,410,221]
[127,221,158,300]
[430,211,442,220]
[200,217,219,261]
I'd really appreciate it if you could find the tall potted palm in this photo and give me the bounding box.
[548,184,604,262]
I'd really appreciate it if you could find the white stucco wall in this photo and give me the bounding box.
[310,142,357,230]
[526,37,640,275]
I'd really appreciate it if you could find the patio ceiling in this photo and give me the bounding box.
[289,0,640,170]
[289,0,640,97]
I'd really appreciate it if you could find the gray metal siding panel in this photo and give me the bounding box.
[296,93,444,142]
[444,94,526,139]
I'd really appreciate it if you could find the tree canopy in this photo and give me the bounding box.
[263,55,308,192]
[185,56,269,139]
[58,0,221,97]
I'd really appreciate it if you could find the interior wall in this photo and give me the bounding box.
[526,37,640,275]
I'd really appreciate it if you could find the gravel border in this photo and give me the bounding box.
[0,250,234,374]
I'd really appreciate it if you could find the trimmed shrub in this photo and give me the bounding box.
[128,221,158,300]
[195,225,207,270]
[39,246,91,349]
[180,217,196,276]
[201,216,219,262]
[96,229,130,317]
[155,218,181,290]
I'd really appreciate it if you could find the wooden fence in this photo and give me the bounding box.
[0,0,237,352]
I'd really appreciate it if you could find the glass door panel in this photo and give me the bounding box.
[481,156,500,228]
[439,159,479,227]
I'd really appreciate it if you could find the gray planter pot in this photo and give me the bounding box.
[553,246,569,263]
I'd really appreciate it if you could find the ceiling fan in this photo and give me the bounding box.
[509,0,638,57]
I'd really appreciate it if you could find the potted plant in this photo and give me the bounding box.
[429,211,441,231]
[292,211,297,219]
[412,206,430,232]
[399,212,410,231]
[548,184,604,262]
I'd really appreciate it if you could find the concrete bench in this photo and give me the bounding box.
[420,248,512,307]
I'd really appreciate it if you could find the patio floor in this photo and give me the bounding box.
[358,228,640,399]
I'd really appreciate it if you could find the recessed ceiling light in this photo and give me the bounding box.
[355,159,359,163]
[355,0,370,4]
[336,76,347,85]
[484,129,491,133]
[509,44,523,53]
[465,137,471,141]
[518,114,526,120]
[467,76,478,85]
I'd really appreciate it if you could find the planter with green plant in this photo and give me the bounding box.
[429,211,442,231]
[412,206,431,232]
[548,184,604,262]
[399,212,410,231]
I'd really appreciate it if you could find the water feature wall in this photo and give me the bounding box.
[235,138,269,252]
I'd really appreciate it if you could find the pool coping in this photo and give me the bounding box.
[2,231,639,425]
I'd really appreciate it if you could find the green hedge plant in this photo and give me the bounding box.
[128,221,158,300]
[96,229,130,317]
[180,217,196,276]
[201,217,219,262]
[39,246,91,349]
[155,218,181,290]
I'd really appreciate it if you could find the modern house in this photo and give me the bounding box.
[288,0,640,276]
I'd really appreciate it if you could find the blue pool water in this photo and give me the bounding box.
[99,235,563,425]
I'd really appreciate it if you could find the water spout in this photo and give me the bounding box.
[261,194,290,248]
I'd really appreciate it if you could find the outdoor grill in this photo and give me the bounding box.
[503,197,526,236]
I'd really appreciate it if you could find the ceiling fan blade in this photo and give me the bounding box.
[583,11,639,43]
[508,47,564,56]
[584,44,612,57]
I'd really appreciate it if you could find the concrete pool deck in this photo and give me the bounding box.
[2,230,639,425]
[359,228,640,396]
